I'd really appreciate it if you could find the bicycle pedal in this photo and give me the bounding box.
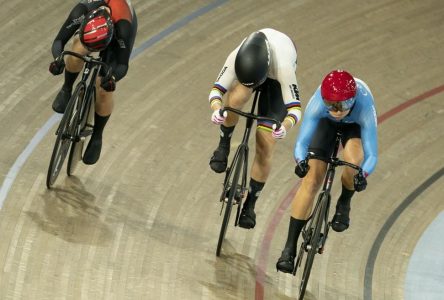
[223,197,240,205]
[80,129,93,138]
[224,184,244,203]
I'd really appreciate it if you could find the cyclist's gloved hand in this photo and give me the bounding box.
[295,159,310,178]
[354,172,367,192]
[211,109,227,125]
[101,75,116,92]
[272,124,286,139]
[49,58,65,75]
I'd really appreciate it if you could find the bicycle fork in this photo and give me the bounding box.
[318,192,331,254]
[219,145,248,214]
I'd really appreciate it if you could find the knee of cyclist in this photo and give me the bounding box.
[302,175,323,194]
[255,147,272,165]
[343,153,363,166]
[65,57,84,72]
[341,170,355,182]
[97,87,112,98]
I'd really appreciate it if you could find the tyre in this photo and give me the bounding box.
[46,84,85,188]
[67,89,94,176]
[216,147,244,257]
[297,194,328,299]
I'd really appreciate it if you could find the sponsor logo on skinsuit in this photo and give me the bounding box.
[290,84,300,100]
[67,16,85,29]
[117,39,126,48]
[216,66,227,82]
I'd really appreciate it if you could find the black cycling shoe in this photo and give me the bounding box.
[52,87,71,114]
[83,137,102,165]
[209,145,229,173]
[331,207,350,232]
[276,248,295,273]
[238,206,256,229]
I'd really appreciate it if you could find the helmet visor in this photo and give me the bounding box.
[323,97,355,112]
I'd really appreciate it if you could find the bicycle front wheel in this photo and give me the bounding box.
[67,88,95,176]
[297,193,328,300]
[216,148,245,257]
[46,84,85,188]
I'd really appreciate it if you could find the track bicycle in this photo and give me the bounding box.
[293,130,363,299]
[216,89,281,257]
[46,51,111,189]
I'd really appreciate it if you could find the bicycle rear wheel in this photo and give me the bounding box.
[297,193,328,299]
[216,148,245,257]
[67,89,95,176]
[46,84,85,188]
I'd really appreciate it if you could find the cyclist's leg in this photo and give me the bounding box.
[224,82,252,126]
[277,118,335,272]
[238,128,275,229]
[276,160,327,272]
[65,36,90,72]
[248,78,284,182]
[291,160,328,218]
[210,82,252,173]
[238,79,283,228]
[53,36,90,113]
[331,128,363,232]
[341,138,364,188]
[82,44,116,165]
[82,75,113,165]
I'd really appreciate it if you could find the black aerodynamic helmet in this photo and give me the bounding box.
[234,31,270,88]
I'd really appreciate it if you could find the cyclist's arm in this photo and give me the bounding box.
[359,103,378,176]
[294,93,323,162]
[110,20,134,81]
[276,54,301,131]
[208,49,238,110]
[278,68,301,130]
[51,4,88,59]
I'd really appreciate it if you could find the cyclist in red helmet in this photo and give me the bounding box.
[49,0,137,165]
[276,70,378,273]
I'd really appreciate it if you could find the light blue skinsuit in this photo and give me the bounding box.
[294,79,378,176]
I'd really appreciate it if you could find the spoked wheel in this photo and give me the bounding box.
[216,148,244,257]
[46,84,85,188]
[67,90,94,176]
[295,195,327,300]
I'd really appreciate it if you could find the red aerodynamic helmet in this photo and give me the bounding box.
[79,7,114,52]
[321,70,357,102]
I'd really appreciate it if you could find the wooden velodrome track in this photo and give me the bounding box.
[1,0,443,299]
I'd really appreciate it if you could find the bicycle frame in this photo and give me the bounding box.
[219,91,259,220]
[76,59,99,136]
[218,90,283,219]
[56,51,108,138]
[293,131,362,299]
[215,89,282,256]
[46,51,110,188]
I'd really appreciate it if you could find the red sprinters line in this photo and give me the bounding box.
[255,83,444,300]
[377,85,444,124]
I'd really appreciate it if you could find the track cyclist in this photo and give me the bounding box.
[276,70,378,273]
[49,0,137,165]
[209,28,302,229]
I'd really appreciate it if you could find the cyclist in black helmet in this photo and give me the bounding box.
[209,28,302,229]
[49,0,137,165]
